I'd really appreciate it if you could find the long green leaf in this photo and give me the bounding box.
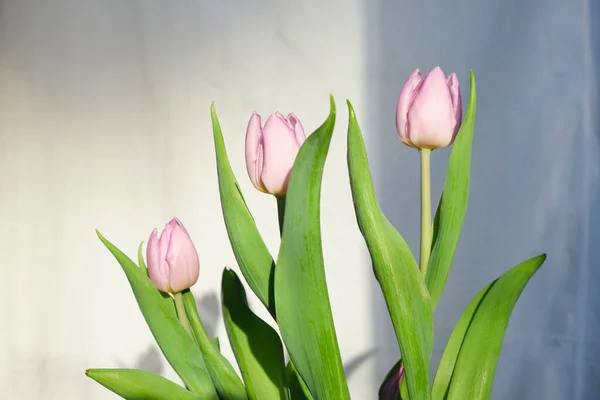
[426,71,477,308]
[221,268,287,400]
[275,96,350,400]
[182,289,248,400]
[211,103,276,316]
[346,101,433,400]
[439,254,546,400]
[96,232,218,399]
[86,369,203,400]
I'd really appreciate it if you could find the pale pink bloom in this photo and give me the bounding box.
[146,217,199,293]
[396,66,462,150]
[245,112,306,196]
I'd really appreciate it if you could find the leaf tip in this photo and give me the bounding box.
[329,94,336,115]
[469,70,476,90]
[95,229,107,243]
[222,266,234,278]
[210,102,220,126]
[346,100,356,119]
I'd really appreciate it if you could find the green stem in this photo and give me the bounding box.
[174,291,193,337]
[419,149,432,279]
[276,195,286,236]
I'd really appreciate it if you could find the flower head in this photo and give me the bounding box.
[396,66,462,150]
[146,217,200,293]
[245,112,306,196]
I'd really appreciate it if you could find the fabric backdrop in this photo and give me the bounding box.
[0,0,598,399]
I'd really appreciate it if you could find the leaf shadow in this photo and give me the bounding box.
[344,348,377,379]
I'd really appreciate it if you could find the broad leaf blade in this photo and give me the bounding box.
[221,268,287,400]
[346,101,432,400]
[275,97,350,400]
[183,289,248,400]
[96,232,218,399]
[442,254,546,400]
[86,369,202,400]
[426,71,477,308]
[211,104,276,316]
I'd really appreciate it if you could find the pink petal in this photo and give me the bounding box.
[396,69,422,146]
[260,113,302,195]
[165,218,200,293]
[146,228,171,293]
[245,113,267,192]
[286,113,306,146]
[446,72,463,140]
[406,66,457,149]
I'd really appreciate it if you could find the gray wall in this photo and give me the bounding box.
[0,0,598,399]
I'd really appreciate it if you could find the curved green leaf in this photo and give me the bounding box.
[211,104,276,317]
[182,289,248,400]
[346,101,432,400]
[275,96,350,400]
[96,232,218,399]
[86,369,203,400]
[439,254,546,400]
[221,268,287,400]
[426,71,477,308]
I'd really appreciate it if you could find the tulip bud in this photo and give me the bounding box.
[245,112,306,196]
[396,66,462,150]
[380,365,405,400]
[146,217,200,293]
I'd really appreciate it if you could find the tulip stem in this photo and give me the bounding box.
[174,292,193,337]
[276,195,286,236]
[419,149,432,279]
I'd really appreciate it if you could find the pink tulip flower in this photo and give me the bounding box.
[146,217,200,293]
[396,66,462,150]
[245,112,306,196]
